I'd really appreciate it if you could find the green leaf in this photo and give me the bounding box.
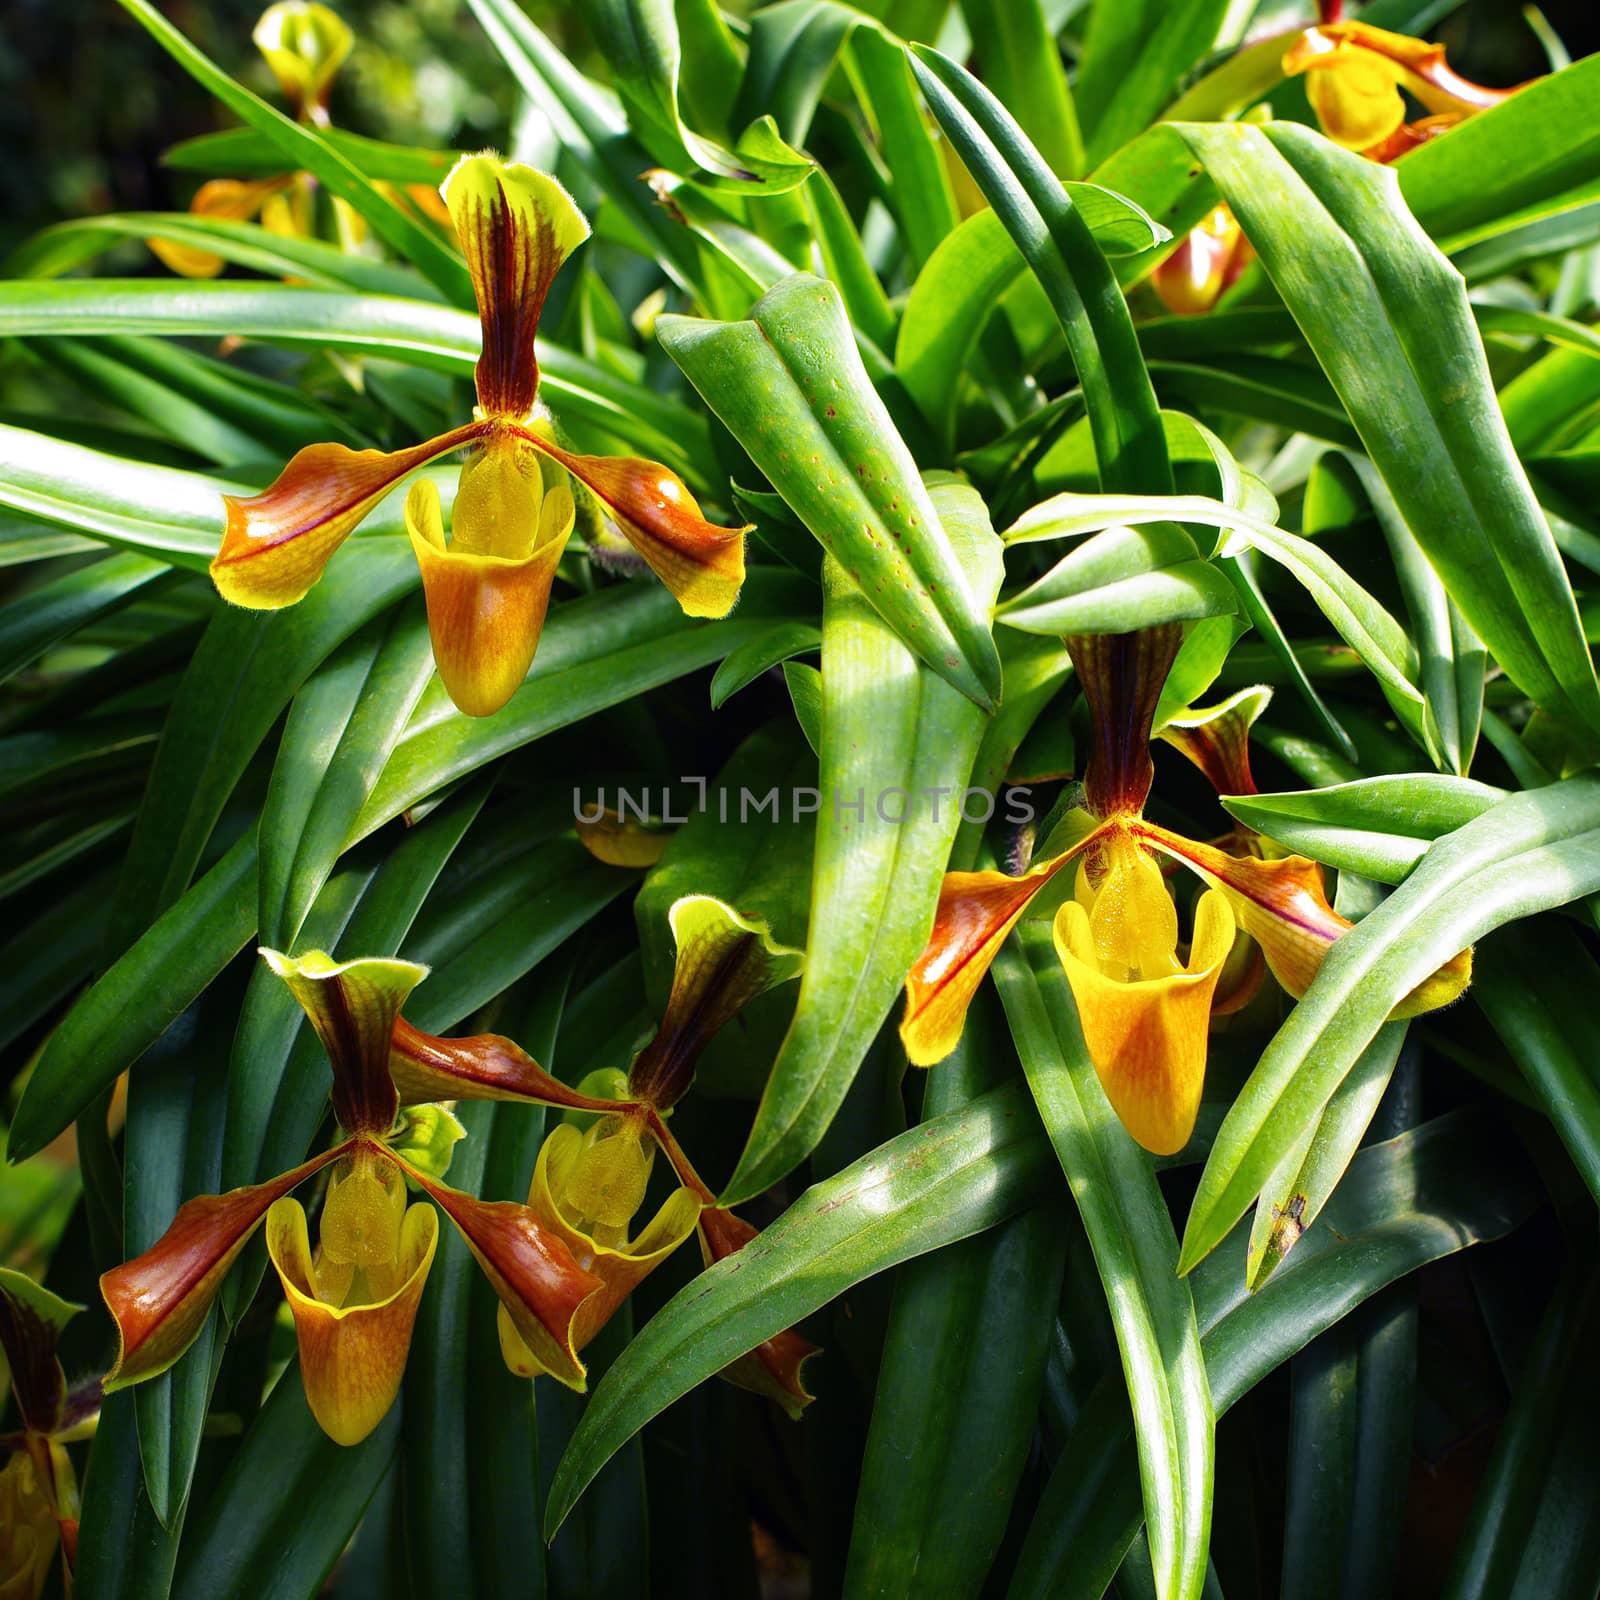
[1075,0,1232,167]
[1473,920,1600,1212]
[998,523,1237,635]
[258,600,436,950]
[1179,775,1600,1274]
[161,125,456,185]
[1223,775,1505,883]
[1280,1285,1418,1600]
[961,0,1083,178]
[169,1362,399,1600]
[1013,1109,1540,1595]
[708,621,821,710]
[1442,1264,1600,1600]
[732,0,859,148]
[7,830,257,1162]
[73,1394,181,1600]
[586,0,815,190]
[0,282,711,481]
[1245,1024,1407,1291]
[846,997,1067,1596]
[117,0,472,306]
[348,573,813,845]
[897,200,1169,448]
[721,481,1002,1203]
[7,213,431,298]
[993,920,1213,1600]
[1008,488,1431,757]
[0,552,179,684]
[126,981,234,1528]
[105,540,418,962]
[910,45,1173,497]
[1176,120,1600,736]
[544,1079,1055,1538]
[785,659,824,754]
[659,274,1003,709]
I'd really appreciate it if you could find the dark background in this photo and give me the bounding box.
[2,0,1597,256]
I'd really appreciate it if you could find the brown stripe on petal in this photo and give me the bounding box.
[901,830,1109,1067]
[1157,685,1272,798]
[387,1018,638,1114]
[442,155,591,419]
[1067,626,1182,819]
[522,431,749,619]
[100,1142,353,1391]
[212,422,488,610]
[400,1161,602,1390]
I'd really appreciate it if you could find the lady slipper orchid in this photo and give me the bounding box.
[0,1271,101,1599]
[504,893,811,1393]
[901,626,1472,1154]
[149,2,352,278]
[1282,21,1518,155]
[211,152,749,716]
[99,949,611,1445]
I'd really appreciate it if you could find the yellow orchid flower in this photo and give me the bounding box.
[901,626,1472,1154]
[149,3,352,278]
[211,152,749,716]
[1153,205,1253,318]
[1283,19,1518,155]
[99,949,623,1446]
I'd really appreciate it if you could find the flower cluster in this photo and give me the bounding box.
[99,897,812,1445]
[901,625,1471,1154]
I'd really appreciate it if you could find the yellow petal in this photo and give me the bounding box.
[442,153,591,420]
[520,430,749,619]
[253,1,353,119]
[1054,888,1234,1155]
[147,177,291,278]
[405,469,573,717]
[266,1193,438,1446]
[213,422,487,609]
[499,1124,700,1377]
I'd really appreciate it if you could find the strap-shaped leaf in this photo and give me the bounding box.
[910,45,1172,497]
[117,0,471,306]
[658,273,1003,709]
[7,830,257,1162]
[718,481,1002,1203]
[1012,1109,1541,1595]
[1176,120,1600,736]
[0,281,711,482]
[544,1079,1054,1538]
[585,0,814,191]
[1180,774,1600,1273]
[258,600,437,951]
[347,571,814,845]
[993,921,1213,1600]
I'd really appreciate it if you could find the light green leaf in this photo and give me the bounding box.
[1180,775,1600,1274]
[659,274,1003,709]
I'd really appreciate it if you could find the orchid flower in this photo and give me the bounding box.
[210,152,749,715]
[900,626,1472,1155]
[0,1270,102,1599]
[99,949,621,1446]
[1283,19,1519,156]
[502,894,816,1409]
[150,2,354,278]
